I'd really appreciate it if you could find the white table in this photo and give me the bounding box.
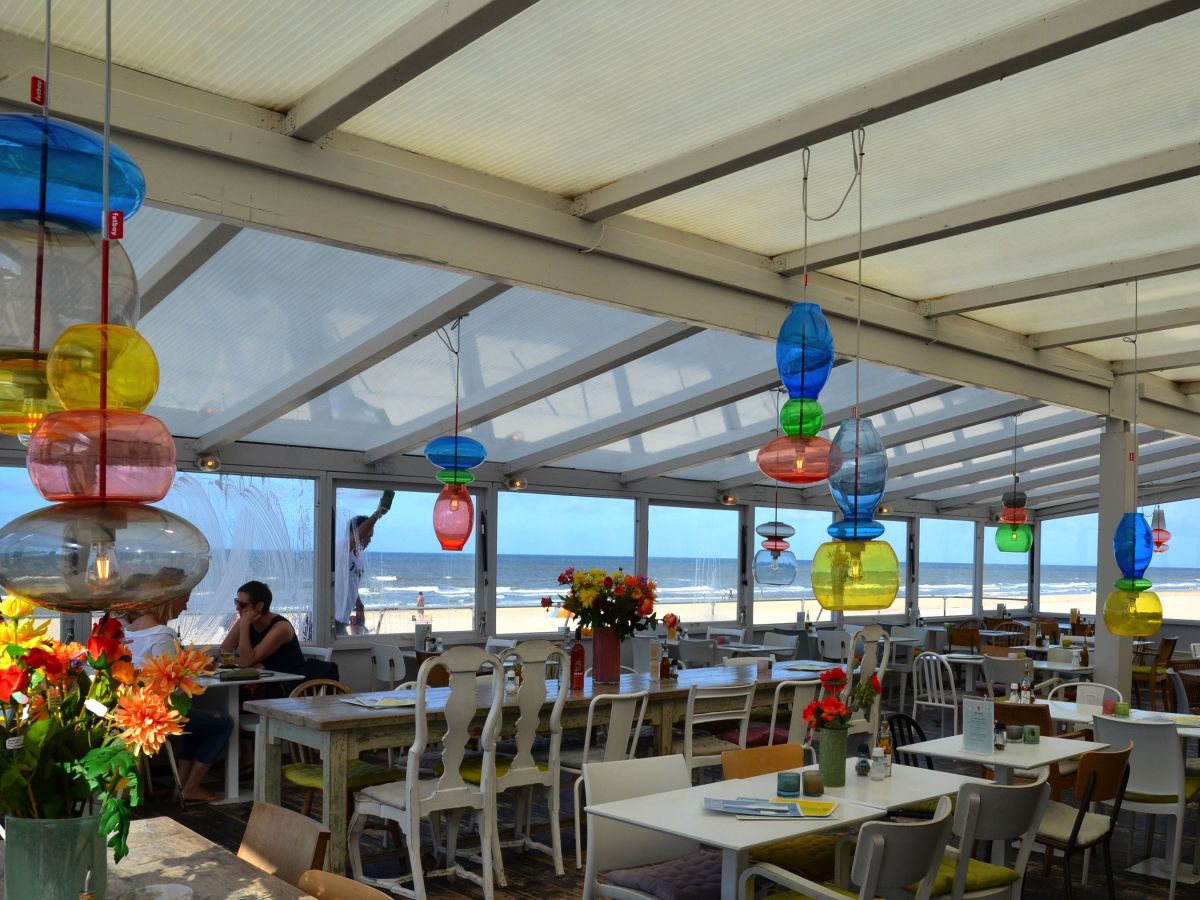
[1040,699,1200,739]
[196,669,305,802]
[944,653,1093,691]
[586,773,885,899]
[820,760,990,809]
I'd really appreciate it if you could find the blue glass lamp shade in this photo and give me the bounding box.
[826,418,887,540]
[776,303,834,400]
[1112,512,1153,591]
[0,116,146,229]
[425,434,487,485]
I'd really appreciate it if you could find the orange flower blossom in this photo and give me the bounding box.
[111,686,184,756]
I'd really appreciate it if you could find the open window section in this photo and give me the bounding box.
[333,486,474,638]
[751,506,830,626]
[983,525,1031,615]
[648,503,738,627]
[495,492,634,635]
[1037,513,1097,619]
[918,518,975,621]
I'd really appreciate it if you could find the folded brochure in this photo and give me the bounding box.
[339,696,416,709]
[704,797,837,819]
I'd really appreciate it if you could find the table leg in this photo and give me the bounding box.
[720,847,748,900]
[653,699,676,757]
[253,718,281,805]
[323,733,350,873]
[222,686,239,802]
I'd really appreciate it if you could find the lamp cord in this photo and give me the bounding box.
[436,318,465,471]
[32,0,52,352]
[97,0,112,498]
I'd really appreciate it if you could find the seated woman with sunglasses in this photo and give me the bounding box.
[216,580,307,677]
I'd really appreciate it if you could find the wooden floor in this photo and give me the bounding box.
[133,705,1193,899]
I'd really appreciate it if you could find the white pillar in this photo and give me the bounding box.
[1095,417,1135,695]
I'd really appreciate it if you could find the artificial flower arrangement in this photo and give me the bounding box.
[554,566,659,639]
[0,596,212,860]
[801,666,883,730]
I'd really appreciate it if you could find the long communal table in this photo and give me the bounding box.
[246,664,820,872]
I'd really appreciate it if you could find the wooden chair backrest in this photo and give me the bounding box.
[298,868,391,899]
[947,627,979,652]
[414,649,449,686]
[238,801,330,888]
[721,742,806,780]
[1074,742,1132,804]
[1152,636,1179,667]
[993,701,1052,732]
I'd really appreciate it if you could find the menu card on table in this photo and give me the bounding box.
[704,797,838,819]
[962,698,995,754]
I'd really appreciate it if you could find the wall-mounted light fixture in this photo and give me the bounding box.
[505,474,528,491]
[717,491,738,506]
[196,453,221,472]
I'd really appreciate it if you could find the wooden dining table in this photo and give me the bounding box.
[247,664,815,872]
[0,816,310,899]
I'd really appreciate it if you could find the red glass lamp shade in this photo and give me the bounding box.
[999,507,1028,524]
[0,353,62,436]
[433,483,474,551]
[756,435,834,484]
[26,409,175,502]
[1152,529,1171,552]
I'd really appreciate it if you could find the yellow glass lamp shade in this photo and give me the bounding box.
[47,324,159,411]
[811,539,900,611]
[1102,589,1162,638]
[0,353,62,435]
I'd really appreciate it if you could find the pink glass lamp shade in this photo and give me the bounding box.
[0,353,62,436]
[47,323,159,411]
[756,434,834,484]
[26,409,175,502]
[999,506,1028,524]
[0,501,210,614]
[433,483,474,551]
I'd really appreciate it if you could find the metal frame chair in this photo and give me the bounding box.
[912,652,958,735]
[767,679,820,752]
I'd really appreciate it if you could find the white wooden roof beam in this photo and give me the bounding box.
[138,220,241,317]
[778,143,1200,273]
[363,321,700,463]
[195,279,508,453]
[1028,303,1200,349]
[570,0,1194,220]
[284,0,540,141]
[1112,350,1200,375]
[1182,381,1200,395]
[1028,457,1200,509]
[921,246,1200,318]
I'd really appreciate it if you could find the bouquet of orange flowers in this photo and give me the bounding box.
[802,666,882,730]
[556,567,658,639]
[0,597,212,860]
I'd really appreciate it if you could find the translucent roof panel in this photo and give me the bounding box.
[825,176,1200,300]
[249,289,666,451]
[970,269,1200,336]
[1062,325,1200,364]
[121,206,203,276]
[143,230,468,436]
[886,408,1091,468]
[0,0,436,110]
[341,0,1071,196]
[632,12,1200,255]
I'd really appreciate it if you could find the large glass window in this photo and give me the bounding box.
[843,518,909,621]
[983,525,1031,613]
[751,508,830,626]
[495,492,634,634]
[648,504,739,626]
[918,518,975,620]
[1038,513,1097,618]
[1146,498,1200,622]
[333,486,475,638]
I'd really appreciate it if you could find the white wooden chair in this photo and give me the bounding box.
[484,637,517,655]
[888,626,927,711]
[980,656,1034,701]
[846,624,890,743]
[721,655,774,670]
[817,629,851,662]
[738,796,954,899]
[670,680,756,776]
[301,645,334,662]
[347,646,505,900]
[913,652,959,735]
[706,626,745,645]
[762,631,800,659]
[583,755,723,900]
[369,643,407,690]
[677,637,718,668]
[767,679,820,755]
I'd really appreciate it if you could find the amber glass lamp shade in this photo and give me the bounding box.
[0,502,211,614]
[433,484,474,551]
[47,324,159,411]
[0,354,62,436]
[26,410,175,502]
[811,540,900,611]
[756,435,834,484]
[995,523,1033,553]
[999,507,1028,524]
[1102,589,1162,637]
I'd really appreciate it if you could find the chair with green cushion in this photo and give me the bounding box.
[737,796,954,899]
[1093,716,1200,900]
[927,771,1050,899]
[1131,636,1177,711]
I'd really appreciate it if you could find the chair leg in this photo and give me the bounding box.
[548,782,564,876]
[1041,845,1053,877]
[1061,850,1073,900]
[408,812,428,900]
[1102,843,1116,900]
[347,808,369,882]
[300,789,315,818]
[573,775,584,870]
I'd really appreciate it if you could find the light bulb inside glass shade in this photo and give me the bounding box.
[433,484,474,551]
[0,353,62,436]
[47,324,160,411]
[811,540,900,611]
[1102,589,1162,637]
[756,435,834,484]
[0,502,210,614]
[754,548,798,586]
[0,219,139,352]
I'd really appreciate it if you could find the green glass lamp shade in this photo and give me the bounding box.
[1102,589,1162,637]
[779,397,823,437]
[811,539,900,611]
[995,523,1033,553]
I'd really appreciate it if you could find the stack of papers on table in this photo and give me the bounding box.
[704,797,838,819]
[340,696,416,709]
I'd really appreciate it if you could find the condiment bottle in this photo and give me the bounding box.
[869,748,886,781]
[570,628,586,691]
[1008,682,1019,703]
[878,720,893,777]
[659,642,672,680]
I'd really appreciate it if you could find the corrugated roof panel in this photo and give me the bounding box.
[1068,324,1200,363]
[121,206,202,278]
[0,0,435,110]
[631,11,1200,255]
[342,0,1069,196]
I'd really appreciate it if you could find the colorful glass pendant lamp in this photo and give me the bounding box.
[995,416,1033,553]
[424,318,485,551]
[1150,506,1170,553]
[1102,281,1161,637]
[755,392,800,587]
[810,129,900,612]
[0,0,209,614]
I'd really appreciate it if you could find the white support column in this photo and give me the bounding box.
[972,522,985,619]
[1030,519,1042,616]
[1095,418,1135,695]
[741,506,757,632]
[634,497,650,580]
[316,472,336,643]
[908,518,920,625]
[478,483,499,638]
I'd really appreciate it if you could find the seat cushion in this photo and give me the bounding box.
[557,745,607,770]
[671,732,741,758]
[717,723,790,747]
[459,756,548,785]
[749,833,839,882]
[357,776,441,810]
[1037,799,1112,846]
[282,758,403,790]
[1126,774,1200,803]
[602,848,724,900]
[920,855,1019,895]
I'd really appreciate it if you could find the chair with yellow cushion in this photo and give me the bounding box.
[1132,636,1178,711]
[1093,716,1199,900]
[720,744,839,884]
[736,796,954,899]
[926,773,1050,900]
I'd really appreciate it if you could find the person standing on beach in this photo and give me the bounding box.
[335,498,389,636]
[416,591,425,620]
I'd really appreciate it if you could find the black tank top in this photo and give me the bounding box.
[249,614,307,676]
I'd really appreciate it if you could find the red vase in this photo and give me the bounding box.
[592,626,622,684]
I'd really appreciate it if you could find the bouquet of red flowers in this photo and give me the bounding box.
[802,666,882,730]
